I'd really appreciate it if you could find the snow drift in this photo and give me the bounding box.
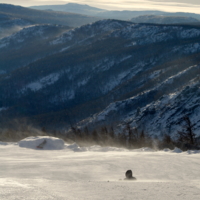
[17,136,200,154]
[18,136,65,150]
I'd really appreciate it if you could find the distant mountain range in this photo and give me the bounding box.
[131,15,199,24]
[0,3,100,39]
[30,3,106,16]
[30,3,200,22]
[0,4,100,26]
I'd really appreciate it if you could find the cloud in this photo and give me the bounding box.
[148,0,200,5]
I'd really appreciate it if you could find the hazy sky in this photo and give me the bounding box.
[1,0,200,13]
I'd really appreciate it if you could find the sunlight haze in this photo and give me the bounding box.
[1,0,200,13]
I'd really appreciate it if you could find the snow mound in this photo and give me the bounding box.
[64,144,129,152]
[18,136,65,150]
[65,143,83,152]
[132,147,155,152]
[187,150,200,154]
[172,147,182,153]
[0,141,8,145]
[162,148,172,152]
[83,145,129,152]
[18,138,199,154]
[64,144,154,152]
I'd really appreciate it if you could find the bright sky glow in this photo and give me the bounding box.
[1,0,200,14]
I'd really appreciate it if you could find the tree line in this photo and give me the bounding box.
[0,115,199,151]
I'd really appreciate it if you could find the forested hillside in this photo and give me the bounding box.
[0,17,200,137]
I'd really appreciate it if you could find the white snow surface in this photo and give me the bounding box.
[1,137,200,199]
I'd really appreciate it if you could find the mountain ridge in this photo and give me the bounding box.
[29,3,200,21]
[0,3,100,28]
[131,15,199,24]
[0,19,200,137]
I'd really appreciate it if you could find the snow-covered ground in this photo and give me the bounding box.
[1,136,200,199]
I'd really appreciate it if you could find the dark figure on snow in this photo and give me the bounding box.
[125,170,136,180]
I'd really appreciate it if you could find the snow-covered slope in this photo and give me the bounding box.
[0,24,69,72]
[0,17,32,39]
[50,20,132,46]
[85,68,200,137]
[0,25,51,49]
[0,19,200,134]
[0,24,67,50]
[1,140,200,199]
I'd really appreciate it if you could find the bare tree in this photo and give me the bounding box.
[91,129,100,144]
[126,123,133,148]
[177,116,196,145]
